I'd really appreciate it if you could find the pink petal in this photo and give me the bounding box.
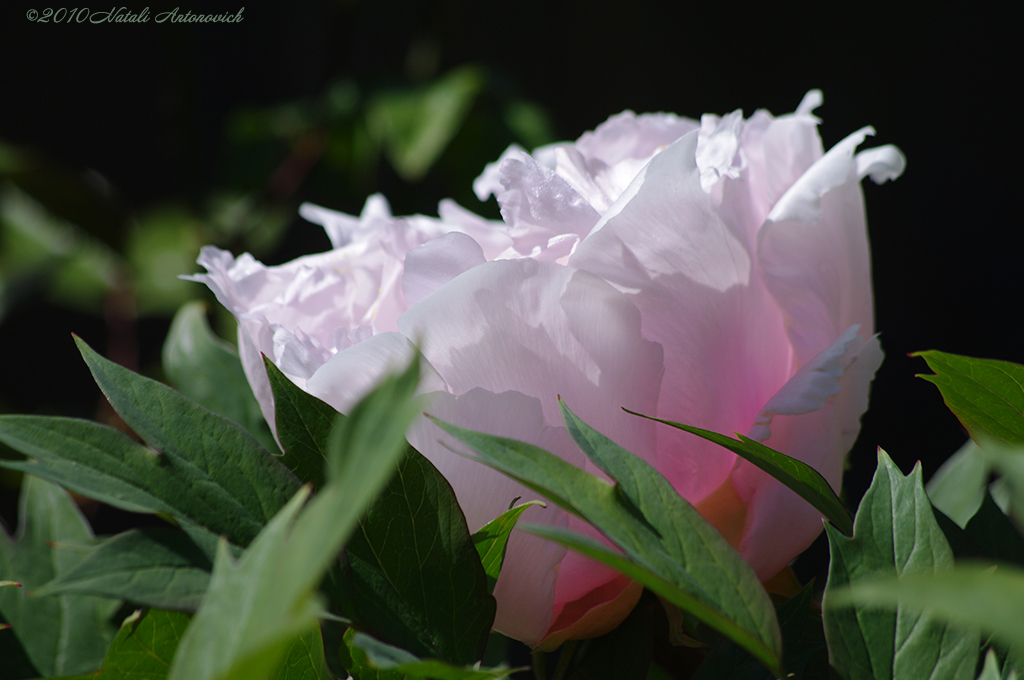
[732,333,883,579]
[570,132,792,503]
[398,259,664,461]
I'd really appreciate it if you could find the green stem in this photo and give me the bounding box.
[550,639,580,680]
[531,649,547,680]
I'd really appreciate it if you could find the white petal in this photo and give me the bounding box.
[474,144,527,201]
[766,126,875,225]
[856,144,906,184]
[402,232,486,307]
[305,332,447,414]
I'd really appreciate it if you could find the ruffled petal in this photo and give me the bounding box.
[570,132,792,503]
[398,259,664,461]
[757,128,901,365]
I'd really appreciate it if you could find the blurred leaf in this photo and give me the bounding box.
[0,182,121,318]
[264,356,336,488]
[0,476,119,677]
[347,631,521,680]
[430,401,784,678]
[915,351,1024,447]
[471,500,544,595]
[834,563,1024,664]
[625,408,852,536]
[168,356,423,680]
[368,66,485,181]
[164,301,278,453]
[977,445,1024,528]
[33,528,212,611]
[503,101,555,151]
[822,450,979,680]
[927,439,990,528]
[76,335,301,544]
[342,449,495,664]
[127,209,204,315]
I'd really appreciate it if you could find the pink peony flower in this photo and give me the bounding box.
[189,91,904,648]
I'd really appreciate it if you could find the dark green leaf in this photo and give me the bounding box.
[623,407,853,536]
[472,500,544,595]
[0,476,120,677]
[430,410,783,678]
[343,450,495,664]
[914,351,1024,447]
[822,450,979,680]
[33,528,212,610]
[962,492,1024,567]
[0,415,262,551]
[690,581,826,680]
[92,608,189,679]
[349,631,522,680]
[168,358,423,680]
[264,355,337,488]
[76,335,301,544]
[163,301,278,454]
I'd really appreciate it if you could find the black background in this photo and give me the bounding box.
[1,0,1021,532]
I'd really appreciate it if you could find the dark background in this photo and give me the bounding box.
[1,0,1020,537]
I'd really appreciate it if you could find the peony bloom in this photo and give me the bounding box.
[189,91,904,648]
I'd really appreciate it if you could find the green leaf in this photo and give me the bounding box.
[976,445,1024,529]
[472,500,544,595]
[914,351,1024,447]
[33,527,212,610]
[0,415,262,551]
[348,631,522,679]
[84,608,190,680]
[270,627,332,680]
[0,476,120,677]
[367,65,485,181]
[834,563,1024,664]
[623,407,853,536]
[690,582,826,680]
[962,492,1024,567]
[429,405,784,678]
[976,648,1019,680]
[163,301,278,454]
[822,450,979,680]
[168,357,423,680]
[927,439,990,528]
[76,335,301,544]
[264,355,337,488]
[342,449,496,664]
